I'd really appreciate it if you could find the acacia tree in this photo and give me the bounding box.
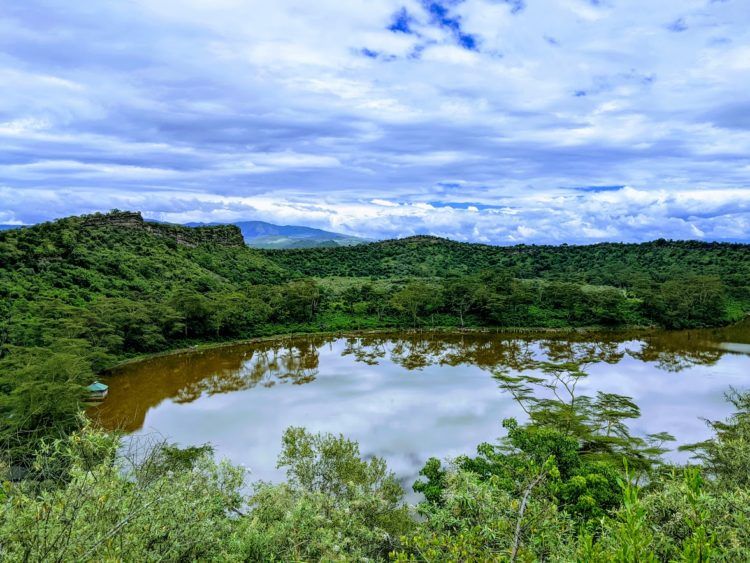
[0,344,92,468]
[493,360,673,469]
[444,277,480,327]
[168,288,213,337]
[390,281,441,327]
[282,280,321,321]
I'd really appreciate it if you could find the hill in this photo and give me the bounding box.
[2,211,748,366]
[264,235,750,287]
[0,211,291,359]
[0,210,285,297]
[0,210,308,459]
[185,219,369,248]
[2,217,369,248]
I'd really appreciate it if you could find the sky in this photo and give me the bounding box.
[1,0,749,244]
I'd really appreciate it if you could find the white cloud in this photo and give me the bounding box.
[246,151,341,169]
[4,185,748,244]
[0,0,747,242]
[0,160,185,180]
[371,199,400,207]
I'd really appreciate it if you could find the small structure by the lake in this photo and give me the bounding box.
[87,381,109,401]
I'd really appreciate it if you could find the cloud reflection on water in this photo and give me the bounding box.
[92,326,750,496]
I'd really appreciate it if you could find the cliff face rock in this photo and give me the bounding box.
[81,211,246,248]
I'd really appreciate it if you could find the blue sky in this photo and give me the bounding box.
[1,0,749,243]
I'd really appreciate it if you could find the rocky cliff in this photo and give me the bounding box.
[81,211,246,247]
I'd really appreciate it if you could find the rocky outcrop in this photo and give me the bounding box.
[81,211,246,248]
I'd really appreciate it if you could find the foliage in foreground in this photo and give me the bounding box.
[3,392,750,561]
[0,422,244,561]
[399,390,750,562]
[0,425,411,562]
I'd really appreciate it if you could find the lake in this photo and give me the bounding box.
[91,324,750,494]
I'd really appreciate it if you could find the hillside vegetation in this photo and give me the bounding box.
[1,211,286,298]
[267,234,750,287]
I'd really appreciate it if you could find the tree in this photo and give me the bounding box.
[168,288,213,337]
[444,277,480,327]
[282,280,321,321]
[234,427,412,560]
[0,343,92,467]
[370,286,393,321]
[390,281,441,327]
[681,389,750,487]
[0,425,244,561]
[493,360,673,470]
[647,276,727,329]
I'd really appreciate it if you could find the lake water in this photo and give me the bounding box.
[91,324,750,493]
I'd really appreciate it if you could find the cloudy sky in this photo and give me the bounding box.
[1,0,749,243]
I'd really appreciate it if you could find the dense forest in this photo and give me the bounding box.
[266,234,750,286]
[2,210,750,560]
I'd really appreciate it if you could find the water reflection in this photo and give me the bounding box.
[90,323,750,491]
[93,338,327,432]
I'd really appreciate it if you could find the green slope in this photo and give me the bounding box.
[0,211,288,304]
[264,235,750,287]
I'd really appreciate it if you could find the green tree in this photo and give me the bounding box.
[0,425,244,561]
[282,280,321,321]
[443,277,480,327]
[168,288,213,337]
[0,343,92,467]
[391,281,441,327]
[648,276,727,329]
[233,427,412,560]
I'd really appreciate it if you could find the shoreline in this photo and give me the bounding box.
[106,323,664,371]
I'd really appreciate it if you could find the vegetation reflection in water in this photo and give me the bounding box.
[91,323,750,489]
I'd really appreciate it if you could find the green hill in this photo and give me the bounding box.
[264,235,750,289]
[0,211,288,303]
[0,211,296,370]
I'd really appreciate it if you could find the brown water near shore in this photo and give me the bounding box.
[90,323,750,489]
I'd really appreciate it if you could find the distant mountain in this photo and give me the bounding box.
[184,220,370,249]
[0,224,24,231]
